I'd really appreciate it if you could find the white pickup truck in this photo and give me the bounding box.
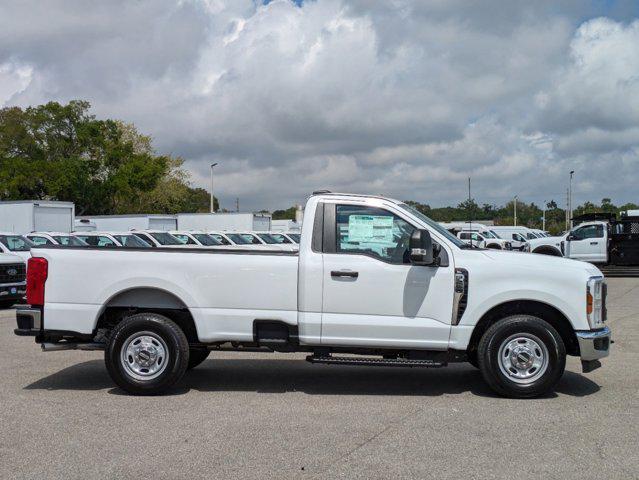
[15,192,610,398]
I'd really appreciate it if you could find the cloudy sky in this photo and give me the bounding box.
[1,0,638,211]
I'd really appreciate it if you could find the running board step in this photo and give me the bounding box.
[306,355,446,368]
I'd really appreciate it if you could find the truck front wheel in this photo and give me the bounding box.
[105,312,189,395]
[477,315,566,398]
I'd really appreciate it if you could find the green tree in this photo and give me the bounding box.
[272,206,297,220]
[0,100,206,215]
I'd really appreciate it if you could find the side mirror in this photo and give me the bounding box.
[567,234,577,241]
[409,229,435,266]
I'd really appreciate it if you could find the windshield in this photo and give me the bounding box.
[209,234,231,245]
[227,233,260,245]
[397,204,467,248]
[526,232,539,239]
[489,230,502,239]
[256,233,280,244]
[287,233,300,243]
[269,233,292,244]
[149,232,183,246]
[53,235,87,246]
[0,235,33,251]
[193,233,222,246]
[482,230,497,239]
[113,234,151,248]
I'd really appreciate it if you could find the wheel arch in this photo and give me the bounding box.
[95,287,199,343]
[467,300,579,357]
[532,246,562,256]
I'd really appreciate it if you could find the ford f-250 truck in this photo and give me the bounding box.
[14,192,611,397]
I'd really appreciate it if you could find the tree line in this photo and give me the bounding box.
[0,100,215,215]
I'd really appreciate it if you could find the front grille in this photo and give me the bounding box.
[0,263,26,283]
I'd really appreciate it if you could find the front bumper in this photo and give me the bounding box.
[0,282,26,301]
[576,326,611,373]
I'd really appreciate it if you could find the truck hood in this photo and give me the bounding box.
[0,253,25,265]
[474,249,602,277]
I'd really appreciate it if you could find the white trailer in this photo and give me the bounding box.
[0,201,75,234]
[271,219,302,232]
[75,214,178,232]
[177,213,271,232]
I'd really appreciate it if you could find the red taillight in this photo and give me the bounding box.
[26,257,48,306]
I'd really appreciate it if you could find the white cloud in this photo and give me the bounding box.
[1,1,638,210]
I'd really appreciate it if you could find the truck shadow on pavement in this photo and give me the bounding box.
[24,358,600,399]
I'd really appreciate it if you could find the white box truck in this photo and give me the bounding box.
[177,213,271,232]
[76,215,178,232]
[0,201,75,234]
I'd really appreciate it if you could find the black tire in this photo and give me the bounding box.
[467,350,479,369]
[486,244,502,250]
[105,312,189,395]
[477,315,565,398]
[187,349,210,370]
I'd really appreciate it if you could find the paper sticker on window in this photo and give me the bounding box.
[348,215,394,243]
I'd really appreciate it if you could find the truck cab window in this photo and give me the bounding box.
[29,236,53,246]
[572,225,604,240]
[334,205,415,264]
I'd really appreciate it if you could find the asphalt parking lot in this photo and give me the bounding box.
[1,279,637,480]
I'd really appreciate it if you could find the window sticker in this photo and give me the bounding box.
[348,215,394,243]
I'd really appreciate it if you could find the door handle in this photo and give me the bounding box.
[331,270,359,278]
[590,242,598,245]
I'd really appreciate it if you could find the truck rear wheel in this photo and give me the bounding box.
[477,315,566,398]
[187,349,210,369]
[105,312,189,395]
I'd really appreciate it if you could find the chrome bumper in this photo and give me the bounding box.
[576,326,611,373]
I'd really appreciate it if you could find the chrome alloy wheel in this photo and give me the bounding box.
[497,333,549,384]
[120,331,169,381]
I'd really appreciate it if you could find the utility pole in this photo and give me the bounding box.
[566,188,570,230]
[514,195,518,226]
[569,170,575,229]
[210,163,218,213]
[468,177,472,247]
[236,197,239,213]
[542,200,546,231]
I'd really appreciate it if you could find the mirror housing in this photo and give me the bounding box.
[409,229,435,266]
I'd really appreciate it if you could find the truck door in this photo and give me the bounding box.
[319,203,455,350]
[566,224,606,262]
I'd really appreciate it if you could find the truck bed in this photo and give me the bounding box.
[33,246,299,342]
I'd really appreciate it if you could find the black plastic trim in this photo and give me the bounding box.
[323,203,337,254]
[311,202,324,253]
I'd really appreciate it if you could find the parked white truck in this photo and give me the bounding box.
[0,253,26,308]
[15,192,610,398]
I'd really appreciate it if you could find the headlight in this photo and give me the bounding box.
[587,277,606,329]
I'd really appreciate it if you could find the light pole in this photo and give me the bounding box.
[514,195,518,226]
[542,200,546,232]
[569,170,575,228]
[210,163,218,213]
